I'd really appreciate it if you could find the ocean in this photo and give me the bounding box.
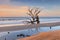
[0,17,60,40]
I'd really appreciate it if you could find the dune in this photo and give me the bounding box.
[18,30,60,40]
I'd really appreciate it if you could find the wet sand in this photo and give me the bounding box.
[0,22,60,32]
[19,30,60,40]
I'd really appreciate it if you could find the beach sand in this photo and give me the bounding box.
[18,30,60,40]
[0,22,60,32]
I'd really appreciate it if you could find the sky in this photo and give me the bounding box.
[0,0,60,17]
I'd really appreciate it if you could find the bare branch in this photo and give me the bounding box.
[26,13,32,17]
[26,18,31,21]
[26,13,34,19]
[26,7,41,24]
[35,11,41,16]
[28,8,34,16]
[35,9,42,16]
[34,8,38,14]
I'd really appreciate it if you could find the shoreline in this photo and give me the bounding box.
[19,30,60,40]
[0,21,60,32]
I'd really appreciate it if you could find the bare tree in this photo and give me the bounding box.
[27,8,41,24]
[26,7,42,32]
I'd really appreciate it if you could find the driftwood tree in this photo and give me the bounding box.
[27,8,41,32]
[27,8,41,24]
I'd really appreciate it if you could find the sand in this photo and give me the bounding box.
[18,30,60,40]
[0,22,60,32]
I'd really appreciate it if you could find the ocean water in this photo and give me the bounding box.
[0,17,60,40]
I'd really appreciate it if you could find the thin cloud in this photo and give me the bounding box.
[0,5,28,17]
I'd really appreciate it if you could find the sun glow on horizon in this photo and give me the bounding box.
[0,0,60,17]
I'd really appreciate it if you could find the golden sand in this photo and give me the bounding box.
[19,30,60,40]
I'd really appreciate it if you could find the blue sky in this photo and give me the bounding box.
[11,0,60,6]
[0,0,60,8]
[10,0,60,10]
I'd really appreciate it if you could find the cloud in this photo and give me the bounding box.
[39,6,60,17]
[0,5,60,17]
[0,5,29,17]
